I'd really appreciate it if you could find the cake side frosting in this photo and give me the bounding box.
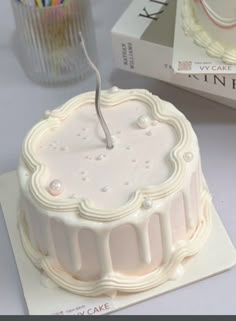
[18,88,212,296]
[183,0,236,64]
[18,189,212,296]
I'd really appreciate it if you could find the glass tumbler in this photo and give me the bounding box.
[11,0,97,85]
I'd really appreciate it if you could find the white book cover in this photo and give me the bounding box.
[111,0,236,108]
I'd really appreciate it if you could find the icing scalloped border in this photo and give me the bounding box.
[18,190,212,297]
[19,88,197,222]
[182,0,236,65]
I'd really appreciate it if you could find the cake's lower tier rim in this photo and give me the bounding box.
[18,190,212,297]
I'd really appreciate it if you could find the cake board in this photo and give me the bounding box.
[172,0,236,74]
[0,171,235,315]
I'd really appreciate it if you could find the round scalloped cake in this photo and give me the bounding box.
[182,0,236,64]
[18,88,212,297]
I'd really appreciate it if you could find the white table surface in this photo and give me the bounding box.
[0,0,236,315]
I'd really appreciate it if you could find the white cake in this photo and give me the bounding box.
[18,88,212,297]
[182,0,236,64]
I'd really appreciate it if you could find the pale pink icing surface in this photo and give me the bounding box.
[36,100,177,209]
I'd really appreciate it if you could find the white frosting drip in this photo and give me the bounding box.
[159,205,173,264]
[18,191,212,296]
[183,190,195,230]
[97,230,113,278]
[66,226,81,273]
[136,219,152,265]
[183,0,236,64]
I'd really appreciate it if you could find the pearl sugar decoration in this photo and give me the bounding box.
[61,146,69,152]
[143,199,153,209]
[101,186,110,193]
[111,135,119,145]
[183,152,194,163]
[48,179,63,196]
[109,86,119,93]
[44,110,51,119]
[137,115,150,129]
[96,154,106,161]
[146,130,152,136]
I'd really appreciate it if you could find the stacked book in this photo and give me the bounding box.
[111,0,236,109]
